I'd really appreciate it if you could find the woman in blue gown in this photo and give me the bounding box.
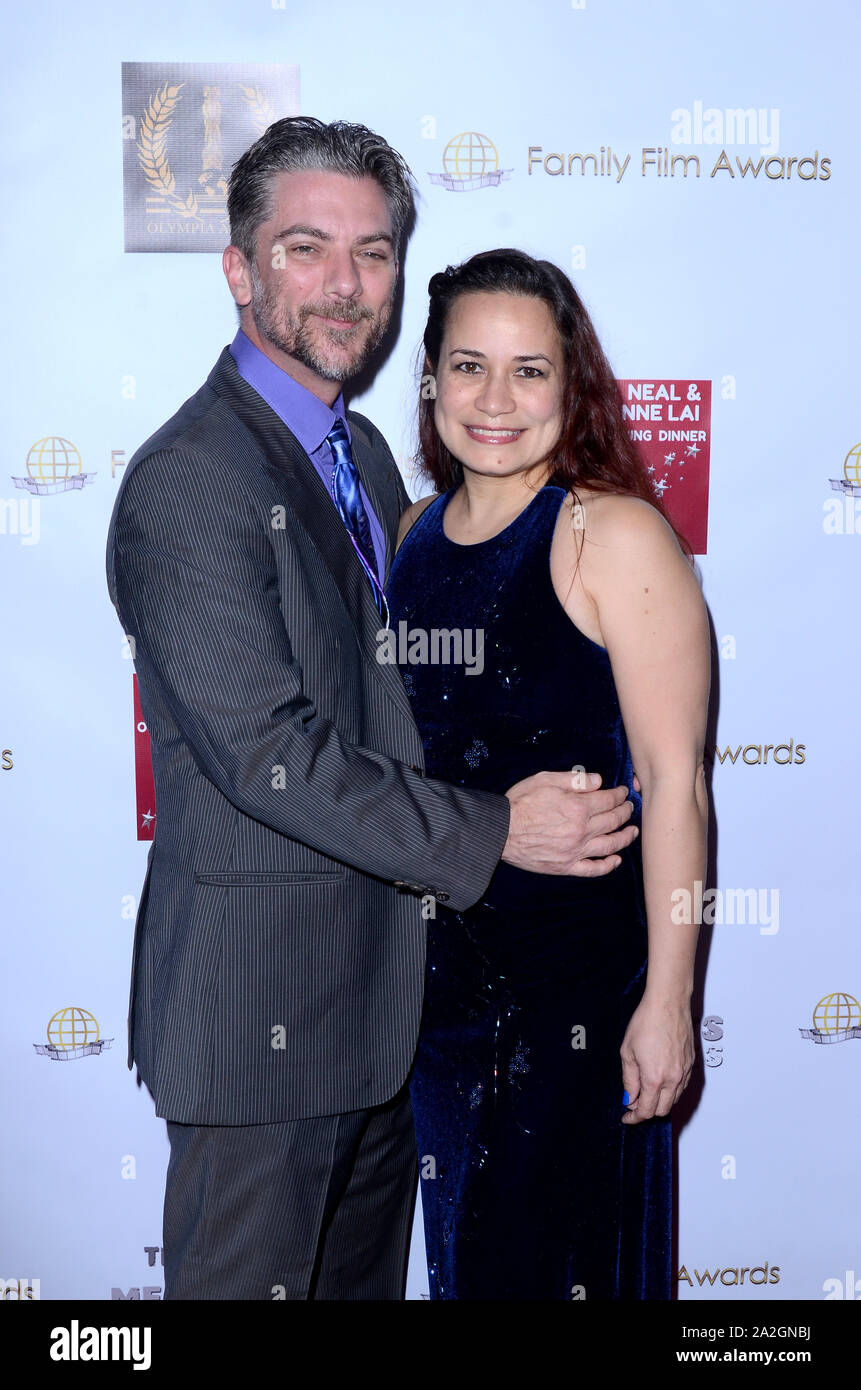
[386,249,710,1301]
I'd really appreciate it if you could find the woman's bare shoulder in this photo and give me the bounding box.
[557,487,679,556]
[396,493,439,550]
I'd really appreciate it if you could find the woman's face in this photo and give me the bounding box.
[432,290,565,483]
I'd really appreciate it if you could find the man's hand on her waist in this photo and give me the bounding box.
[502,770,638,877]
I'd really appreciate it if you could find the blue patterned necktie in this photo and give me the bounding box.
[326,417,390,627]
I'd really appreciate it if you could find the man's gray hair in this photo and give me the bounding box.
[227,116,416,264]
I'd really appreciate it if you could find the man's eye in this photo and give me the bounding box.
[290,244,316,254]
[360,249,388,260]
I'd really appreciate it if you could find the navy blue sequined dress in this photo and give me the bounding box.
[387,483,672,1301]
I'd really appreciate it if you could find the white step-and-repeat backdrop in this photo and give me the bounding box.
[2,0,858,1301]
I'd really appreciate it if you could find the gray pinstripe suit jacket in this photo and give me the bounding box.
[106,346,510,1125]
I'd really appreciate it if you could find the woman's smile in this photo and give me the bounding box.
[463,425,525,444]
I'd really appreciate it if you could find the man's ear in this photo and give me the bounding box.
[223,245,252,308]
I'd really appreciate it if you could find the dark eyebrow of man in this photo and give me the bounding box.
[448,348,554,364]
[354,231,394,247]
[274,224,332,241]
[273,224,393,247]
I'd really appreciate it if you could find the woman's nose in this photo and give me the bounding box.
[473,372,516,417]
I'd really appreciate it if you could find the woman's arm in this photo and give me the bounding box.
[395,493,438,552]
[560,491,711,1124]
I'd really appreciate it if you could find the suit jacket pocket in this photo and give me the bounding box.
[193,870,345,886]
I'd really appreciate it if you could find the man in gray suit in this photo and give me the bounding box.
[106,117,637,1300]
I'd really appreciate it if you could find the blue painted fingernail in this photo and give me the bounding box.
[622,1090,630,1106]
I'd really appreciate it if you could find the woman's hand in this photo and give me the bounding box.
[620,994,695,1125]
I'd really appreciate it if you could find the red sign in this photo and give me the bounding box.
[133,676,156,841]
[618,379,711,554]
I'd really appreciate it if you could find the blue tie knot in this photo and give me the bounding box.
[327,417,352,463]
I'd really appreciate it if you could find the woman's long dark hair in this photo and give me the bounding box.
[417,248,692,558]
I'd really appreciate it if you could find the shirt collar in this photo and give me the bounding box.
[229,328,350,456]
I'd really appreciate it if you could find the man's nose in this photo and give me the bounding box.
[323,246,363,299]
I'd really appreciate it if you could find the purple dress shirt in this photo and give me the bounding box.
[229,329,387,581]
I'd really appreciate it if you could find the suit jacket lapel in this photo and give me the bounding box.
[206,348,411,717]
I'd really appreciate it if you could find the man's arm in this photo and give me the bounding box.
[112,445,509,912]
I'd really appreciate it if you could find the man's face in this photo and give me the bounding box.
[226,169,398,398]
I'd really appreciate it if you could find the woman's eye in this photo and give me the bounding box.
[451,361,544,378]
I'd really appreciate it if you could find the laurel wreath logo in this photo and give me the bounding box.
[136,81,277,223]
[136,83,202,220]
[240,84,276,136]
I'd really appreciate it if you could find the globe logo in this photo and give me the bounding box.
[34,1006,113,1060]
[444,132,498,179]
[48,1006,99,1049]
[430,132,513,191]
[12,437,95,496]
[829,442,861,497]
[28,436,81,484]
[843,443,861,488]
[799,991,861,1044]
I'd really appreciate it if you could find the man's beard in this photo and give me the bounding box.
[249,262,393,381]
